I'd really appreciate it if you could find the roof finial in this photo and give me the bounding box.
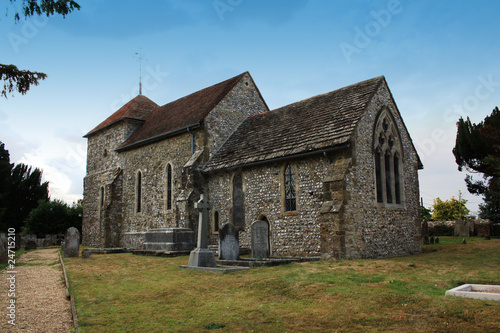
[135,49,144,95]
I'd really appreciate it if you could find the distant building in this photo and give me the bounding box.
[82,72,423,259]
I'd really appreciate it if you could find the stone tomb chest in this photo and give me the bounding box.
[142,228,196,252]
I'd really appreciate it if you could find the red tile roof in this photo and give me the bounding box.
[84,95,158,137]
[117,72,248,151]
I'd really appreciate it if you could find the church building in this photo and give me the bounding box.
[82,72,423,259]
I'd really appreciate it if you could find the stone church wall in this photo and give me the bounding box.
[345,83,422,259]
[83,121,141,246]
[121,131,198,243]
[208,155,336,257]
[204,73,268,159]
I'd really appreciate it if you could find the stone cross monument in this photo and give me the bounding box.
[188,194,217,267]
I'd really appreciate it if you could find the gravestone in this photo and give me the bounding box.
[251,220,269,259]
[0,235,7,264]
[454,219,469,237]
[81,248,92,259]
[188,195,217,267]
[421,220,429,245]
[219,224,239,260]
[63,227,80,257]
[430,236,434,244]
[435,237,440,244]
[25,241,37,250]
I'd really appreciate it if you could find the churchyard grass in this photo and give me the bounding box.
[64,237,500,332]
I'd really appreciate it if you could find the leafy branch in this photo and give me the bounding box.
[0,64,47,98]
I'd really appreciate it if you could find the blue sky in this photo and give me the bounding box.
[1,0,499,214]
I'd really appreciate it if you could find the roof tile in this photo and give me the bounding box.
[203,76,384,171]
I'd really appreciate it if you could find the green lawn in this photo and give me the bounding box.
[65,237,500,332]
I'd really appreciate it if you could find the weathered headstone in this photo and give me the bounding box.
[435,237,440,244]
[0,235,7,264]
[430,236,435,244]
[81,248,92,259]
[454,219,470,237]
[251,220,269,259]
[421,220,429,245]
[188,195,217,267]
[63,227,80,257]
[25,241,37,250]
[219,224,239,260]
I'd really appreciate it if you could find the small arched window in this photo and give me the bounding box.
[373,109,403,205]
[213,211,219,233]
[284,164,297,212]
[136,171,142,213]
[100,186,105,209]
[166,164,172,210]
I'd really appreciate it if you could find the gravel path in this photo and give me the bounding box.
[0,248,73,332]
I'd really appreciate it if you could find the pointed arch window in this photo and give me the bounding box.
[166,164,172,210]
[374,110,403,205]
[284,164,297,212]
[136,171,142,213]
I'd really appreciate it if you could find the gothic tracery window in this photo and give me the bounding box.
[374,110,403,205]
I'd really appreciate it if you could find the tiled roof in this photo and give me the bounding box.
[84,95,158,137]
[203,76,384,171]
[117,72,248,151]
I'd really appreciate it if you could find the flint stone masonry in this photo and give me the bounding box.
[454,219,471,237]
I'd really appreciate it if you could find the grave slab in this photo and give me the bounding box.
[445,284,500,301]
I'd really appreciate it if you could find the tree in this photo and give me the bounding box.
[420,205,432,221]
[1,0,80,98]
[0,141,49,232]
[453,107,500,222]
[478,182,500,223]
[431,193,470,221]
[24,199,82,237]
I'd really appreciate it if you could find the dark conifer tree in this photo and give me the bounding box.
[453,107,500,222]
